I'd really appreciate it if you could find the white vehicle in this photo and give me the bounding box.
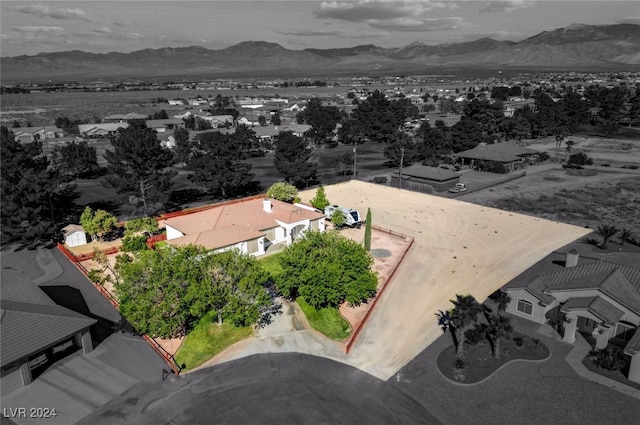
[324,205,362,227]
[448,183,468,194]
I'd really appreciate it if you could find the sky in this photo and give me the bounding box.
[1,1,639,57]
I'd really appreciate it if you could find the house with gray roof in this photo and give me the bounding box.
[454,142,538,172]
[502,249,640,384]
[391,164,460,193]
[0,270,96,393]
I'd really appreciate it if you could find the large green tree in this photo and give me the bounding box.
[301,98,343,145]
[266,182,298,202]
[79,206,118,241]
[350,90,403,143]
[104,120,176,215]
[276,230,378,309]
[172,127,191,164]
[50,140,99,178]
[1,127,77,244]
[273,131,318,188]
[187,132,257,198]
[114,245,274,338]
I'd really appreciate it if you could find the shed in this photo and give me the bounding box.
[392,165,460,193]
[62,224,87,247]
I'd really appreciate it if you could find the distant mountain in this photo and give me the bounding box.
[2,23,640,83]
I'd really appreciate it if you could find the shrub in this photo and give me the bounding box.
[513,336,524,347]
[266,182,298,202]
[310,186,330,211]
[453,358,465,369]
[588,347,626,371]
[121,235,149,252]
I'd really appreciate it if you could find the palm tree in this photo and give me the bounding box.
[490,290,512,316]
[619,228,635,246]
[486,314,513,359]
[435,310,458,351]
[596,224,619,249]
[450,294,482,358]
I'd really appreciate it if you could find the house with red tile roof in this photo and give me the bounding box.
[163,198,326,256]
[503,248,640,384]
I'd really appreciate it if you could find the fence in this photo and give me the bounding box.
[55,242,181,374]
[344,228,415,354]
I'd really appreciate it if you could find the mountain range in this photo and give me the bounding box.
[2,23,640,83]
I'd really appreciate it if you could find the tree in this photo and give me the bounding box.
[436,310,459,350]
[266,182,298,202]
[124,216,158,236]
[300,98,342,145]
[258,115,267,126]
[172,127,191,164]
[187,132,257,198]
[55,116,81,135]
[273,131,318,188]
[50,141,99,178]
[148,109,169,120]
[271,113,282,126]
[628,94,640,127]
[331,209,346,228]
[486,314,513,359]
[1,126,77,245]
[450,294,482,357]
[79,206,118,241]
[310,186,330,211]
[276,231,378,308]
[104,120,177,215]
[363,208,372,251]
[619,228,635,245]
[383,133,420,167]
[596,224,619,249]
[334,152,353,176]
[567,152,593,168]
[350,90,403,143]
[488,290,511,316]
[114,245,274,338]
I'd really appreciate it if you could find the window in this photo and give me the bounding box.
[615,322,636,341]
[516,299,533,315]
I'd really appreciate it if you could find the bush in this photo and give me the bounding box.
[567,152,593,168]
[121,235,149,252]
[588,347,627,371]
[513,336,524,347]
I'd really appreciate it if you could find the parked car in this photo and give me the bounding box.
[448,183,468,194]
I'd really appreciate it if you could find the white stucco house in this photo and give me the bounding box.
[163,197,325,256]
[62,224,88,247]
[503,249,640,384]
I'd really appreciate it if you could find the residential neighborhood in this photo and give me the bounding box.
[2,5,640,425]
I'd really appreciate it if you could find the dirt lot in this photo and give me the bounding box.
[297,181,590,379]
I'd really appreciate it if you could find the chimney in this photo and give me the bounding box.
[263,198,273,213]
[566,249,579,268]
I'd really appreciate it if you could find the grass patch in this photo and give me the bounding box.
[260,252,284,278]
[296,296,351,341]
[174,311,253,371]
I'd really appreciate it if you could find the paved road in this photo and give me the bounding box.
[78,353,443,425]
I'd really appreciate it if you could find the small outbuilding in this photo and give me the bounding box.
[62,224,87,247]
[392,165,460,193]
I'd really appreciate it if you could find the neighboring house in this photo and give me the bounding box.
[62,224,88,247]
[454,142,538,171]
[103,113,147,123]
[145,119,185,133]
[157,133,176,149]
[0,270,96,394]
[77,123,128,138]
[11,126,64,143]
[164,197,326,256]
[198,114,235,127]
[168,99,184,105]
[391,165,460,193]
[503,249,640,384]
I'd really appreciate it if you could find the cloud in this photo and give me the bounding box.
[94,26,112,34]
[277,29,342,37]
[126,33,144,40]
[11,26,65,35]
[14,3,93,21]
[619,16,640,25]
[479,1,536,13]
[315,1,467,32]
[369,16,468,32]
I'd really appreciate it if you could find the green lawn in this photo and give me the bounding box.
[296,296,351,341]
[260,252,284,277]
[174,311,253,371]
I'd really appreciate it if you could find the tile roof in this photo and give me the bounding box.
[164,198,324,247]
[167,225,264,250]
[62,224,85,234]
[455,143,537,163]
[0,270,96,367]
[543,263,640,315]
[561,296,625,325]
[394,165,460,182]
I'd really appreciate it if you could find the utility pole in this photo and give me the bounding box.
[398,147,405,189]
[352,141,357,180]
